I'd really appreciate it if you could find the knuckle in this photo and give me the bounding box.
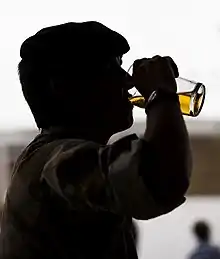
[164,56,179,78]
[133,59,142,69]
[152,55,162,59]
[133,58,149,71]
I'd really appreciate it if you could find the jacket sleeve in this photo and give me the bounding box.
[41,135,191,219]
[106,134,191,219]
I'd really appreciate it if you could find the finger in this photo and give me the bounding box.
[151,55,162,60]
[133,58,149,71]
[164,56,179,78]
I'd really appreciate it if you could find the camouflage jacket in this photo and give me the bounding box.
[0,128,188,259]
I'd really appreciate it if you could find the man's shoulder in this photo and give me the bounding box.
[42,138,100,164]
[29,135,99,159]
[19,133,141,177]
[42,133,139,164]
[39,137,102,175]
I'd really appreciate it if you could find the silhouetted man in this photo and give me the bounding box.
[189,220,220,259]
[0,21,192,259]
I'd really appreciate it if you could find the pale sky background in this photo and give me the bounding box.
[1,0,220,130]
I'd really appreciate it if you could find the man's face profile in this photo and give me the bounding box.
[90,56,134,134]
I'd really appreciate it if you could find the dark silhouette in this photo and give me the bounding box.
[188,220,220,259]
[131,220,139,247]
[0,21,191,259]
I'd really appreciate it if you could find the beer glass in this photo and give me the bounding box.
[127,64,206,117]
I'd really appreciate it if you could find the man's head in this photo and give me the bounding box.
[18,22,134,142]
[192,220,211,243]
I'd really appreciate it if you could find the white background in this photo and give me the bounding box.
[1,0,220,130]
[136,197,220,259]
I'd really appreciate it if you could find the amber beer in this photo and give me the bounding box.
[129,82,206,117]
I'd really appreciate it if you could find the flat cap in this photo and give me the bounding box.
[20,21,130,64]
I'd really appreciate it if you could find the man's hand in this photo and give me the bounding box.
[132,55,179,100]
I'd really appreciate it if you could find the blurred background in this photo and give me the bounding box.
[1,0,220,259]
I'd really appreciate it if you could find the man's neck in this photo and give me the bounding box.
[41,126,110,144]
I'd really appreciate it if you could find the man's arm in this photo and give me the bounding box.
[106,125,191,220]
[142,99,192,212]
[107,56,192,219]
[142,56,192,211]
